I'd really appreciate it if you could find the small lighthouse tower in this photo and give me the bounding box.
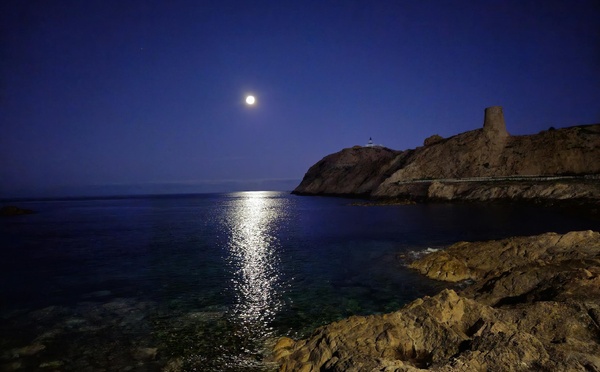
[366,137,374,147]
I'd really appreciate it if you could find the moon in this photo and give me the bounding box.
[245,95,256,105]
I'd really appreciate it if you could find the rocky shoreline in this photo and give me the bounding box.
[273,230,600,371]
[374,177,600,207]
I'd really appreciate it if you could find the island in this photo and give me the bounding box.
[293,106,600,204]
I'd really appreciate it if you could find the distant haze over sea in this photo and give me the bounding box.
[1,179,301,199]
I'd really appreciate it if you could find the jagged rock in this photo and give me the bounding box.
[410,230,600,282]
[275,231,600,371]
[423,134,444,146]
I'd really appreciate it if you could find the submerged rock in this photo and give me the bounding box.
[131,347,158,361]
[275,230,600,371]
[16,343,45,357]
[39,360,64,368]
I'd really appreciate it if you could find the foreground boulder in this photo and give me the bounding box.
[274,231,600,371]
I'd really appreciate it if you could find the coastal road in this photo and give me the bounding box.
[394,174,599,185]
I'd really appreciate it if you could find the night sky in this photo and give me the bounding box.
[2,1,599,198]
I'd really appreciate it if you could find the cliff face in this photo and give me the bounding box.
[293,107,600,202]
[292,146,403,197]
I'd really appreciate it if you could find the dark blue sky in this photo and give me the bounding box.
[2,1,599,197]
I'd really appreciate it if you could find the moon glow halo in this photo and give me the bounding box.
[245,95,256,105]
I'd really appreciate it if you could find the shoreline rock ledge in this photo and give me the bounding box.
[273,230,600,371]
[292,107,600,204]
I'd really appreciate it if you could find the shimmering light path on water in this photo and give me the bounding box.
[0,192,598,370]
[224,192,286,350]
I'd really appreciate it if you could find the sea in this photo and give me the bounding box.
[1,191,598,371]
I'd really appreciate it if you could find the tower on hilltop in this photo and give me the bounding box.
[483,106,509,139]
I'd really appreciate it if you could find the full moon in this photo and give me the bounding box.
[245,95,256,105]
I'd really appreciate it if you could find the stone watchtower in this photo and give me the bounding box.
[480,106,510,173]
[483,106,509,140]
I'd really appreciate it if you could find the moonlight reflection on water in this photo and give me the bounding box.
[1,193,597,370]
[224,191,286,344]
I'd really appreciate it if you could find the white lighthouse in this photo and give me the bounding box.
[365,137,382,147]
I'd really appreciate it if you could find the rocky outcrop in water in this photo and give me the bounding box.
[293,107,600,203]
[274,230,600,371]
[410,230,600,283]
[0,206,34,216]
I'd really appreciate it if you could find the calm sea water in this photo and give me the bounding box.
[1,191,598,371]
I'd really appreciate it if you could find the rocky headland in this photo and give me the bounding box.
[274,230,600,371]
[293,107,600,204]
